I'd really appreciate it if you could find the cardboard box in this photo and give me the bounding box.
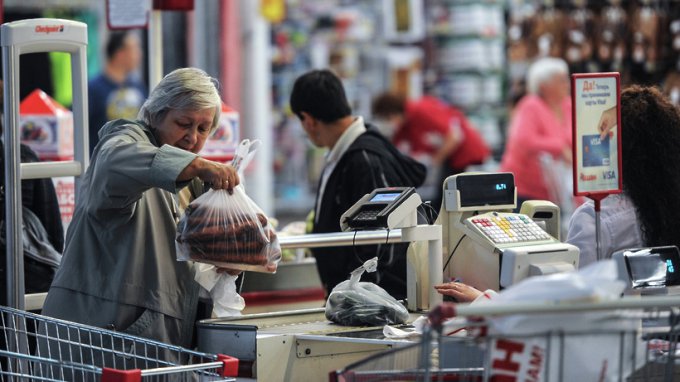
[19,89,74,161]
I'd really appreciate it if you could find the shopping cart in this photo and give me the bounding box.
[330,295,680,382]
[0,305,239,381]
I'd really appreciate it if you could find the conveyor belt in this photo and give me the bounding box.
[200,307,422,337]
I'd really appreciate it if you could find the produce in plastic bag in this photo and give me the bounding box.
[176,139,281,273]
[176,185,280,273]
[325,257,409,326]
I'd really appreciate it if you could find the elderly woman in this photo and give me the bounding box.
[42,68,238,348]
[500,57,573,208]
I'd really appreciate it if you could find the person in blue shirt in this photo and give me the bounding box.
[88,30,147,154]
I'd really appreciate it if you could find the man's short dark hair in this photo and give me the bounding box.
[289,69,352,123]
[106,31,131,60]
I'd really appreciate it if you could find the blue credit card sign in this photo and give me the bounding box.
[572,73,622,195]
[582,134,610,167]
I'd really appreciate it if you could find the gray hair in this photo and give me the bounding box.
[138,67,222,131]
[526,57,568,95]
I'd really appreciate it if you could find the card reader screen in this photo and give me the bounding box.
[370,192,401,203]
[457,173,515,207]
[627,247,680,288]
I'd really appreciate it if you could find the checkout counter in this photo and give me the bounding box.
[197,173,581,381]
[198,187,442,381]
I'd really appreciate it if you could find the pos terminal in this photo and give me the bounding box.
[340,187,421,230]
[436,172,580,291]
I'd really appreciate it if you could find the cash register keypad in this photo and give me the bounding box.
[469,214,552,244]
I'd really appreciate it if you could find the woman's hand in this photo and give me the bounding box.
[179,157,240,192]
[434,281,482,303]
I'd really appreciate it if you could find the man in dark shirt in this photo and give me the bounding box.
[289,69,426,299]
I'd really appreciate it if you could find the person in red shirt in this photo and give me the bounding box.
[372,93,490,215]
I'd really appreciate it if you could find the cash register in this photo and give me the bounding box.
[436,172,580,291]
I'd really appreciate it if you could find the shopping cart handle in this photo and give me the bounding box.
[218,354,239,377]
[101,368,142,382]
[428,302,457,327]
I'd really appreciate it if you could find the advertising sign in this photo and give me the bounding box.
[107,0,150,30]
[198,103,239,163]
[571,73,622,196]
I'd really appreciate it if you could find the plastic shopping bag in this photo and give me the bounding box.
[325,257,409,326]
[176,139,281,273]
[193,263,245,317]
[482,261,645,382]
[176,187,281,272]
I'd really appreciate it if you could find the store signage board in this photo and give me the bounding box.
[571,72,622,197]
[106,0,150,30]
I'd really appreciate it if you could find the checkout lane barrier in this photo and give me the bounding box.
[2,18,90,310]
[331,295,680,381]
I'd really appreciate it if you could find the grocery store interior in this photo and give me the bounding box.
[3,0,680,381]
[10,0,680,222]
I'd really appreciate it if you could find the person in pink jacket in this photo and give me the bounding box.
[500,57,573,208]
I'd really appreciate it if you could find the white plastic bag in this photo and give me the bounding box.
[325,257,409,326]
[176,187,280,272]
[483,261,645,382]
[176,139,281,273]
[211,273,246,317]
[193,263,245,317]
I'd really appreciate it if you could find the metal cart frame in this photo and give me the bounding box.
[331,295,680,382]
[1,305,239,381]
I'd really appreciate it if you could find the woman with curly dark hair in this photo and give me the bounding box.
[567,85,680,266]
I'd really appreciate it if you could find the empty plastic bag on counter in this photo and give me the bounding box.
[325,257,409,326]
[176,139,281,273]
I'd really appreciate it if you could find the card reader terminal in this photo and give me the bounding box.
[342,187,417,230]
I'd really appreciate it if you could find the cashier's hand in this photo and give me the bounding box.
[434,282,482,303]
[597,106,617,141]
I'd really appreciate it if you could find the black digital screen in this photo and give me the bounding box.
[456,173,515,207]
[625,247,680,288]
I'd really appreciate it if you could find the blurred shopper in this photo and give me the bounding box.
[290,69,426,300]
[567,86,680,266]
[500,57,573,209]
[372,93,490,214]
[88,30,147,154]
